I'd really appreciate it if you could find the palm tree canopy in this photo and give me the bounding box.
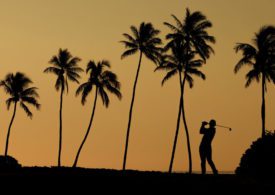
[156,43,205,88]
[164,8,215,61]
[121,22,163,64]
[234,25,275,87]
[0,72,40,118]
[76,60,122,106]
[44,48,83,92]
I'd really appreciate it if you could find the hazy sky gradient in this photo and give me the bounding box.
[0,0,274,172]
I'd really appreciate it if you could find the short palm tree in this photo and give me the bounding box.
[72,60,122,167]
[0,72,40,157]
[44,48,82,167]
[121,22,162,170]
[234,25,275,138]
[164,8,215,173]
[156,43,205,173]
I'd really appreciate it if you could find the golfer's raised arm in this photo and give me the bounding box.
[200,121,208,134]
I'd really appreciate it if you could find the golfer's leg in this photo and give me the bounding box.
[206,148,218,174]
[199,148,206,174]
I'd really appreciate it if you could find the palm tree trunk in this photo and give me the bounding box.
[5,102,17,157]
[183,36,193,174]
[181,73,192,174]
[73,88,98,167]
[261,75,265,138]
[122,51,143,170]
[168,74,183,173]
[58,86,64,167]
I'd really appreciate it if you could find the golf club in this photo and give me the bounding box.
[204,122,232,131]
[215,124,232,131]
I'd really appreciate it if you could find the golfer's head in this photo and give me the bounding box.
[209,119,216,127]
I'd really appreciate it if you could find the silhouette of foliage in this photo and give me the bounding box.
[234,26,275,138]
[44,48,83,167]
[73,60,121,167]
[0,72,40,157]
[236,130,275,176]
[121,22,162,170]
[156,42,205,173]
[0,155,21,169]
[162,8,215,173]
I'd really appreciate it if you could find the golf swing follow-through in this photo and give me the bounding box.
[199,119,232,175]
[208,123,232,131]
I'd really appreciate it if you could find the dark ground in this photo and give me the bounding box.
[0,167,274,194]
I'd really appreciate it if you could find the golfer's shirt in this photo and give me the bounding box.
[200,127,216,147]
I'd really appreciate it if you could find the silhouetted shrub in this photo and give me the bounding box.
[235,131,275,176]
[0,155,21,169]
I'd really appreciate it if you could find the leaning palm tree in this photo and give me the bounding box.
[72,60,122,167]
[44,48,82,167]
[121,22,162,170]
[234,26,275,138]
[0,72,40,157]
[164,8,215,173]
[156,43,205,173]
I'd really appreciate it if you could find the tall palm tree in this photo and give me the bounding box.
[234,26,275,138]
[0,72,40,157]
[164,8,215,173]
[72,60,122,167]
[44,48,82,167]
[121,22,162,170]
[156,43,205,173]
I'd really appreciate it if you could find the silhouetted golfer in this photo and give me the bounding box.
[199,119,218,175]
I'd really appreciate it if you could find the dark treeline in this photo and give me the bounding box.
[0,8,274,174]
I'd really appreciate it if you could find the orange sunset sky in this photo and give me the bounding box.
[0,0,275,172]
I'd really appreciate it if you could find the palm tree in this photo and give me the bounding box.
[164,8,215,173]
[0,72,40,157]
[156,43,205,173]
[72,60,122,167]
[234,26,275,138]
[44,48,82,167]
[121,22,162,170]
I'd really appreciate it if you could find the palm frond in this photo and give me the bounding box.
[120,41,137,49]
[122,33,136,43]
[55,75,64,91]
[234,43,257,55]
[121,48,138,59]
[130,25,139,39]
[104,84,122,100]
[67,57,81,68]
[64,76,69,93]
[77,82,93,105]
[46,49,82,94]
[6,98,16,110]
[194,21,213,32]
[43,67,61,75]
[101,60,111,68]
[98,87,109,107]
[163,22,181,33]
[234,57,254,73]
[66,73,80,84]
[188,68,206,80]
[86,60,97,73]
[21,87,39,98]
[185,74,194,88]
[0,80,13,95]
[161,69,178,85]
[20,102,33,118]
[245,69,261,87]
[171,14,184,29]
[49,56,61,67]
[21,96,41,109]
